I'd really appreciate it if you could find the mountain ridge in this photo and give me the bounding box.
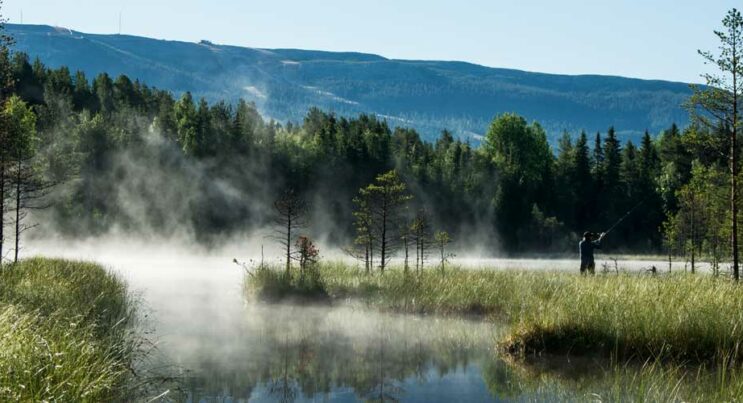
[7,23,693,142]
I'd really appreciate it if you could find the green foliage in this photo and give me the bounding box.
[0,258,136,402]
[3,52,725,256]
[664,160,729,273]
[483,113,550,183]
[357,170,413,271]
[245,264,327,302]
[687,8,743,279]
[5,95,37,157]
[483,114,554,250]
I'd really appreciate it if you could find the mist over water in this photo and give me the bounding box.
[26,239,504,401]
[22,239,711,401]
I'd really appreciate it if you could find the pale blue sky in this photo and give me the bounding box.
[6,0,739,83]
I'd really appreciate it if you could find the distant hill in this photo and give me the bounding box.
[8,24,693,143]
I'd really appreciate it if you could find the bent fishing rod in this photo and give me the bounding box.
[602,199,646,237]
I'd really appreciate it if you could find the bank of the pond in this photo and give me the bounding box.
[0,258,137,402]
[245,262,743,363]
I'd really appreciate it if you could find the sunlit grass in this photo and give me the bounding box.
[243,262,743,400]
[0,258,136,402]
[247,262,743,364]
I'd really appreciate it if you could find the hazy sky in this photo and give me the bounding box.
[5,0,740,83]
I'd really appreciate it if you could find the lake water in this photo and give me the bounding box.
[26,241,719,402]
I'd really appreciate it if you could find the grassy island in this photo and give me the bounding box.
[246,262,743,364]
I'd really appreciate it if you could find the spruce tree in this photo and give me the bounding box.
[574,131,593,230]
[602,127,622,224]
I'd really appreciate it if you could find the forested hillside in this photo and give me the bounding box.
[8,24,692,143]
[7,51,719,256]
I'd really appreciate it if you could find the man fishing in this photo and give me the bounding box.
[579,231,605,275]
[579,200,644,274]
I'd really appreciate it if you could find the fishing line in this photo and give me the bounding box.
[603,198,646,236]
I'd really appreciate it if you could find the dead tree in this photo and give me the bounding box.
[272,189,307,275]
[434,230,452,274]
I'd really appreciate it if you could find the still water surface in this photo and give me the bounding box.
[27,242,705,402]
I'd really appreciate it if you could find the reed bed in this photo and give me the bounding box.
[0,258,136,402]
[247,262,743,363]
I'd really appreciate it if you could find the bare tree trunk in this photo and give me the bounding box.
[690,241,695,274]
[691,203,696,274]
[668,250,672,273]
[734,127,740,281]
[14,157,20,263]
[286,212,291,275]
[733,40,740,281]
[440,244,445,274]
[403,234,409,274]
[365,243,369,274]
[415,237,420,273]
[380,200,387,273]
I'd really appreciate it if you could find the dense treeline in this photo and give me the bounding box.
[2,50,734,258]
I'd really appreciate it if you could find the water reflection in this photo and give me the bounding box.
[162,304,503,402]
[24,242,723,402]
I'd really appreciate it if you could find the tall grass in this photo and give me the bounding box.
[244,263,328,301]
[0,258,137,402]
[499,358,743,402]
[247,262,743,363]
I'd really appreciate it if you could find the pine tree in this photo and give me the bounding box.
[352,192,374,273]
[409,209,432,272]
[688,8,743,279]
[272,189,308,275]
[359,170,412,272]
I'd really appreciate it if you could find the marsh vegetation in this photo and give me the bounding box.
[246,262,743,362]
[0,258,137,402]
[242,261,743,401]
[5,4,743,402]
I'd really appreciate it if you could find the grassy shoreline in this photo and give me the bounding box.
[0,258,137,402]
[245,262,743,364]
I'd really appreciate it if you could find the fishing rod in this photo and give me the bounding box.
[602,199,645,237]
